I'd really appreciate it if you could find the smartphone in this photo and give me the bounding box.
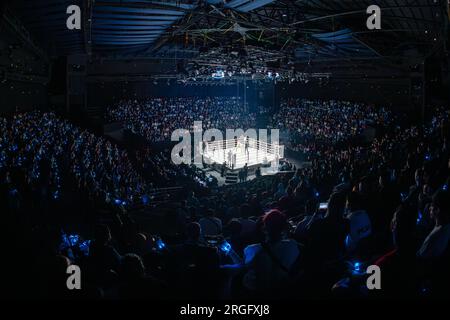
[319,202,328,210]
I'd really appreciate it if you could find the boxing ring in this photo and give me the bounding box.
[201,137,284,171]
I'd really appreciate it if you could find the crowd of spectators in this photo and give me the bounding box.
[3,102,450,300]
[271,98,392,156]
[0,112,151,212]
[106,97,257,142]
[135,147,218,190]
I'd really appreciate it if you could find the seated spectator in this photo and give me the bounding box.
[127,233,150,257]
[199,209,223,236]
[44,255,72,299]
[375,172,401,233]
[304,192,347,267]
[293,200,321,242]
[172,222,220,271]
[344,192,372,254]
[88,224,122,284]
[224,219,245,255]
[118,253,167,299]
[241,210,300,295]
[273,182,287,200]
[238,204,257,238]
[186,191,200,208]
[171,222,221,298]
[374,204,418,297]
[417,189,450,259]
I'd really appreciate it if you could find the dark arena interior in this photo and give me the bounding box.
[1,0,450,306]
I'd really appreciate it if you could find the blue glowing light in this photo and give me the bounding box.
[353,262,361,272]
[442,184,448,191]
[78,240,91,255]
[142,195,149,205]
[220,240,232,254]
[156,239,166,250]
[424,154,431,161]
[345,234,350,248]
[68,234,80,246]
[417,211,423,224]
[61,232,91,256]
[61,233,69,247]
[114,199,122,205]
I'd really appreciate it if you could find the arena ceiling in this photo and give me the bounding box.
[4,0,448,75]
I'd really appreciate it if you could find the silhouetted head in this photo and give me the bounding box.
[186,222,201,242]
[49,255,71,277]
[226,219,242,236]
[94,224,112,245]
[358,176,370,194]
[346,191,364,212]
[133,233,148,254]
[120,253,145,280]
[325,192,346,220]
[391,204,416,252]
[430,189,450,225]
[239,204,250,218]
[263,209,287,242]
[414,168,424,187]
[205,208,215,217]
